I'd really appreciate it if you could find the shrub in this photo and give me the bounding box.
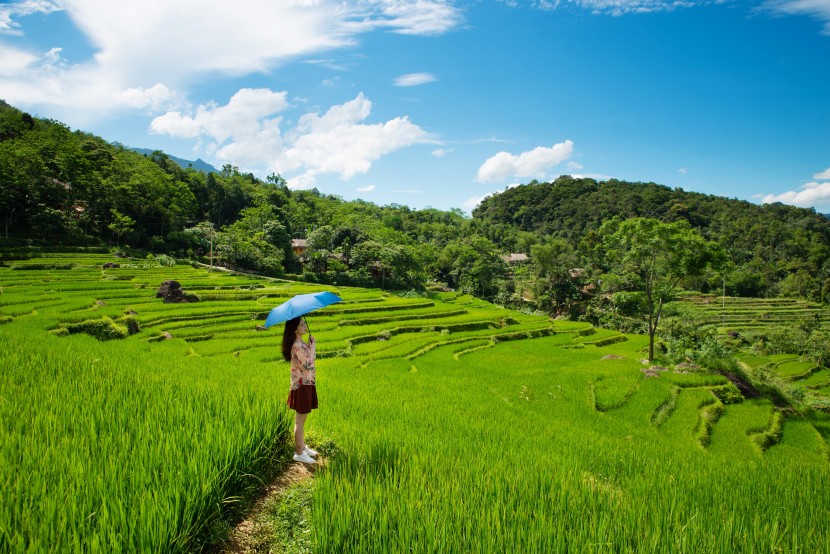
[156,254,176,267]
[711,383,743,404]
[692,338,738,373]
[65,316,129,340]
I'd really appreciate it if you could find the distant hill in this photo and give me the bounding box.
[130,148,218,174]
[472,175,830,298]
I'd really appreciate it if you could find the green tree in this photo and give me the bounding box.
[531,239,582,316]
[108,209,135,248]
[438,237,505,298]
[600,217,723,361]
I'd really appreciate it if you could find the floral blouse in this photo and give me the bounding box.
[290,337,316,391]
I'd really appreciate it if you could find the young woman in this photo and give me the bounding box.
[282,316,319,464]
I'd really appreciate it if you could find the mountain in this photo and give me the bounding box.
[130,148,218,174]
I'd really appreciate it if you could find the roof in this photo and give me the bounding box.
[501,253,529,263]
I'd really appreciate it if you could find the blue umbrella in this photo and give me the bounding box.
[264,291,342,329]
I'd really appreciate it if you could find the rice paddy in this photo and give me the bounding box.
[2,249,829,552]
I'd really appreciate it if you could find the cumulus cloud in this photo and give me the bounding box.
[357,184,376,192]
[0,0,462,120]
[115,83,176,110]
[151,88,289,168]
[394,72,438,87]
[814,167,830,180]
[151,90,427,188]
[763,0,830,35]
[761,181,830,208]
[567,161,584,171]
[476,140,574,183]
[278,92,427,187]
[432,148,452,157]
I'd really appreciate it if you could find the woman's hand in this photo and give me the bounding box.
[309,334,315,345]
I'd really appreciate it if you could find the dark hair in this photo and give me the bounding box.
[282,317,301,361]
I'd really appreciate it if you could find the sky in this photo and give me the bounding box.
[1,0,829,214]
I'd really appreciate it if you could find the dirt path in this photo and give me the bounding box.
[216,458,325,554]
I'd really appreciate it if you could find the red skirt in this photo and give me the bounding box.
[287,385,318,414]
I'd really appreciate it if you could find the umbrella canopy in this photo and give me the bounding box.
[264,291,342,329]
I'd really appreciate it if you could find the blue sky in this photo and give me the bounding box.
[1,0,829,214]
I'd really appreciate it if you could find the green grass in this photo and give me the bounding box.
[3,251,830,552]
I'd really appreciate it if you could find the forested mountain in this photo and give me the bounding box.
[474,176,830,300]
[1,100,828,307]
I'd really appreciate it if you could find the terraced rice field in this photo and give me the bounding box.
[2,249,830,552]
[672,294,830,395]
[676,293,830,335]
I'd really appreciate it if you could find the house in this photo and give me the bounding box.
[291,239,308,257]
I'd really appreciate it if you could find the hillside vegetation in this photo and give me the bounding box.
[475,176,830,303]
[2,100,829,311]
[2,249,829,551]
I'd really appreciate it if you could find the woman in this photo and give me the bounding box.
[282,316,319,464]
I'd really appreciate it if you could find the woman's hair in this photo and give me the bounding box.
[282,317,302,361]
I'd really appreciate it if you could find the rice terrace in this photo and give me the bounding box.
[2,248,829,552]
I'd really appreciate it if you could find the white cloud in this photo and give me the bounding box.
[532,0,830,33]
[394,72,438,87]
[0,45,37,76]
[151,88,289,167]
[432,148,452,157]
[678,167,688,174]
[278,92,427,186]
[151,90,427,188]
[761,181,830,208]
[567,161,584,171]
[763,0,830,35]
[115,83,175,110]
[370,0,463,35]
[0,1,63,34]
[357,184,376,192]
[814,167,830,179]
[476,140,574,183]
[0,0,462,121]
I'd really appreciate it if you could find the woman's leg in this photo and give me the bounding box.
[294,411,308,455]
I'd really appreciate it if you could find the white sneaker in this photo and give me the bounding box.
[303,446,318,458]
[293,452,315,464]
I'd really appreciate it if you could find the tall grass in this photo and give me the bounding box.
[311,337,830,552]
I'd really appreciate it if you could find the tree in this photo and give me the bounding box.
[531,238,582,316]
[599,217,723,361]
[437,237,505,298]
[108,209,135,248]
